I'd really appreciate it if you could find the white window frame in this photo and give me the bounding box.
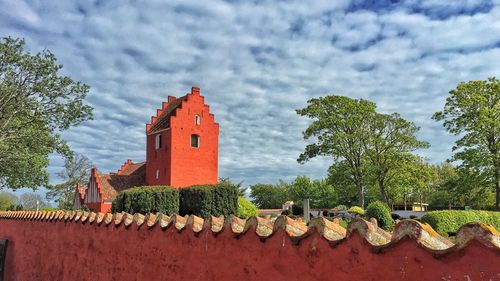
[195,115,201,125]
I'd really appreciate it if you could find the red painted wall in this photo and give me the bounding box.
[0,219,499,281]
[169,89,219,187]
[146,129,172,186]
[145,87,219,188]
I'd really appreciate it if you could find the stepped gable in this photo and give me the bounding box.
[76,182,86,199]
[1,210,499,256]
[146,95,187,134]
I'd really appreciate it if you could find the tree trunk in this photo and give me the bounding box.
[377,178,389,205]
[495,167,500,211]
[357,183,364,208]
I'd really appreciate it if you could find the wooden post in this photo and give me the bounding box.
[303,199,310,223]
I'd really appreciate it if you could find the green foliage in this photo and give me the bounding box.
[180,183,238,217]
[219,177,246,196]
[46,153,92,209]
[0,191,18,210]
[237,197,258,218]
[348,206,365,216]
[421,210,500,237]
[365,113,429,205]
[0,37,93,189]
[365,201,395,231]
[385,155,438,206]
[111,186,179,215]
[287,176,337,209]
[297,95,377,207]
[433,77,500,210]
[297,95,428,208]
[338,218,349,228]
[250,182,288,209]
[335,205,347,211]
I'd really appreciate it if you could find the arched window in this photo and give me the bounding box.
[155,134,162,149]
[195,115,201,125]
[191,134,200,148]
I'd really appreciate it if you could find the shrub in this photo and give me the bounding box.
[348,206,365,216]
[335,205,348,211]
[111,186,179,215]
[420,210,500,237]
[237,197,259,218]
[365,201,395,231]
[180,183,238,217]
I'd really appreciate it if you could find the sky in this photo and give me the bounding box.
[1,0,500,197]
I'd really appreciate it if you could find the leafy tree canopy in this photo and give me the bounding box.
[297,95,428,207]
[250,182,288,209]
[0,37,93,189]
[433,77,499,210]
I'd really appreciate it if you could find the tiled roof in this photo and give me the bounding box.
[147,96,186,134]
[95,162,146,201]
[1,210,499,254]
[117,160,146,175]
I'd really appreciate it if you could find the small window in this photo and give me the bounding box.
[191,134,200,148]
[195,115,201,125]
[156,169,160,179]
[155,134,162,149]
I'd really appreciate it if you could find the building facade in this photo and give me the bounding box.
[74,87,219,212]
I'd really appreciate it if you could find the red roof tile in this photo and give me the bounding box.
[147,96,186,134]
[96,162,146,201]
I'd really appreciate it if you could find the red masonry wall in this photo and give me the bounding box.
[145,129,172,186]
[169,88,219,187]
[0,214,499,281]
[145,87,218,188]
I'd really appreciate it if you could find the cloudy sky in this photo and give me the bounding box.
[1,0,500,194]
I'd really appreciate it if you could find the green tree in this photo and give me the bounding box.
[250,182,288,209]
[433,77,499,210]
[287,176,336,209]
[297,96,376,207]
[365,113,429,205]
[46,153,92,209]
[0,37,93,189]
[427,162,459,209]
[0,191,18,210]
[384,155,437,209]
[327,160,364,206]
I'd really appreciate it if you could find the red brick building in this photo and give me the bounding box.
[74,87,219,212]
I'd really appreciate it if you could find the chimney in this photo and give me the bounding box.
[191,87,200,95]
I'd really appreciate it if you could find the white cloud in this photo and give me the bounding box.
[0,0,499,193]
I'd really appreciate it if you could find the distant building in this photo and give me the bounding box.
[74,87,219,212]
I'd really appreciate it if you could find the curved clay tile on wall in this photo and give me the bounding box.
[0,210,498,256]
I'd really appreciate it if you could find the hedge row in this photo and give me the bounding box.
[111,186,179,215]
[112,183,238,218]
[420,210,500,236]
[180,183,238,217]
